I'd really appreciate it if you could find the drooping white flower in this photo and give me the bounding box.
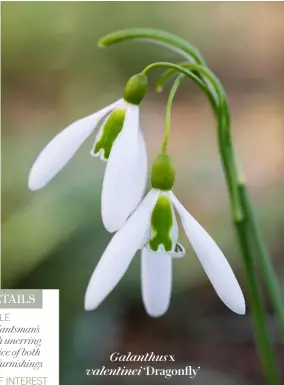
[84,186,246,317]
[28,74,148,232]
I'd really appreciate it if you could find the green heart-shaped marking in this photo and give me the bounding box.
[149,194,173,252]
[93,108,126,160]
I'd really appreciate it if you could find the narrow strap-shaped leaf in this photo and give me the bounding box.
[99,28,205,64]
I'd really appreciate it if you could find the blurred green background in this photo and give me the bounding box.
[1,2,284,384]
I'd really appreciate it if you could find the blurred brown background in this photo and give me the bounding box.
[1,2,284,384]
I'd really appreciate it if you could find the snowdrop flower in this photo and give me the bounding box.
[28,74,148,232]
[85,154,246,317]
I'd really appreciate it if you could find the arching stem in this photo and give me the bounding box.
[162,75,182,154]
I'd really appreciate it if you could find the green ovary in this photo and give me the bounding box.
[93,108,126,159]
[149,195,173,252]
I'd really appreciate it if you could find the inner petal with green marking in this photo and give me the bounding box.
[149,193,175,252]
[92,108,126,160]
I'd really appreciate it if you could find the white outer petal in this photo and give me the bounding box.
[141,248,172,317]
[101,103,148,233]
[84,189,159,311]
[137,128,148,203]
[170,192,246,315]
[28,99,123,190]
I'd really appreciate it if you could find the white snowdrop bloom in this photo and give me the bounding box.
[28,74,148,232]
[85,154,246,317]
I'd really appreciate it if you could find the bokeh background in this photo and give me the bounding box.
[1,2,284,384]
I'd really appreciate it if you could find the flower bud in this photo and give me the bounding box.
[123,73,148,105]
[151,153,175,191]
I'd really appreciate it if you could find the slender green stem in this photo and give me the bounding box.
[162,75,182,154]
[144,62,217,113]
[156,62,188,92]
[240,184,284,335]
[157,69,217,115]
[235,220,280,383]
